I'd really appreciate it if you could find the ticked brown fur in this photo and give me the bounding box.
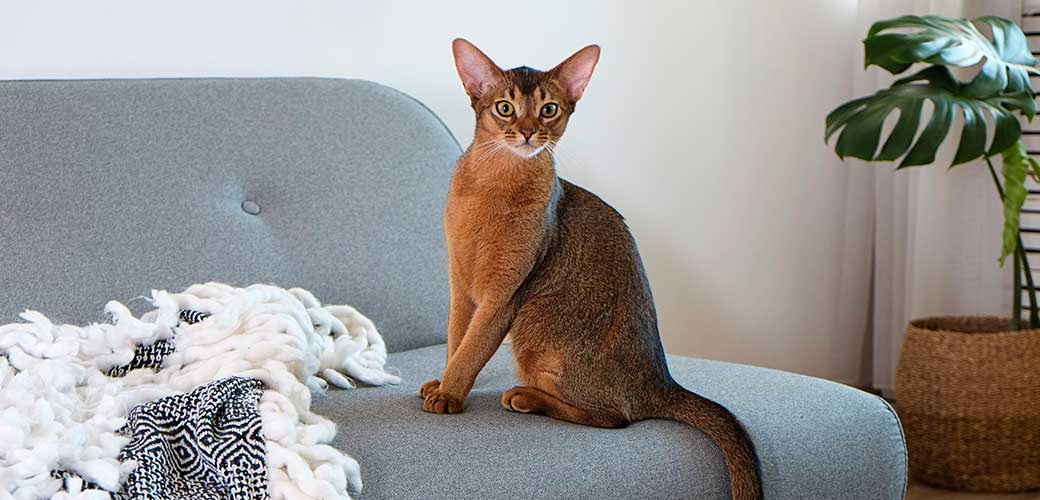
[420,39,762,500]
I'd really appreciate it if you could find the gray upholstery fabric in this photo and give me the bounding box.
[0,78,459,352]
[315,344,907,500]
[1,78,907,498]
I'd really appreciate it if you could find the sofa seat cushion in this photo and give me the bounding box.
[312,344,906,499]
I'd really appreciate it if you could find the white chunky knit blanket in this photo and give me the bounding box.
[0,282,401,500]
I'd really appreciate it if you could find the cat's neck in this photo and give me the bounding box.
[456,140,556,187]
[449,138,557,200]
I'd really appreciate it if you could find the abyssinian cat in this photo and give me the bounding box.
[419,39,762,500]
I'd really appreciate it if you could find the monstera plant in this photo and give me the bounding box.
[826,15,1040,492]
[826,14,1040,328]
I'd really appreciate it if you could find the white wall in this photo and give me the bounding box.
[0,0,870,383]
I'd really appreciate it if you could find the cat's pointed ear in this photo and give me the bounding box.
[551,44,600,102]
[452,38,505,99]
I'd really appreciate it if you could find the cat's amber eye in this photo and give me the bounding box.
[540,103,559,118]
[495,101,514,117]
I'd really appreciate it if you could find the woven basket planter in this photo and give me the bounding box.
[896,316,1040,492]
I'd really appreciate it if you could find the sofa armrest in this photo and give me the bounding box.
[668,355,908,500]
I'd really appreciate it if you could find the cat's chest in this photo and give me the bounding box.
[444,180,553,277]
[444,192,540,244]
[444,161,557,267]
[444,194,548,297]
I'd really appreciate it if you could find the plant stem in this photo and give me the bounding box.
[985,156,1039,328]
[1015,244,1023,330]
[1019,241,1038,328]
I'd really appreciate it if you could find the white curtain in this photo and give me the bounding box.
[853,0,1019,394]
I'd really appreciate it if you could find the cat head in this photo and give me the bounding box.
[452,38,599,159]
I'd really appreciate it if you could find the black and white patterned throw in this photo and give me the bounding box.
[119,376,268,500]
[106,310,208,377]
[58,309,269,499]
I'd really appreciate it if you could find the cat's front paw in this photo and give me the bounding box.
[419,379,441,399]
[421,384,464,414]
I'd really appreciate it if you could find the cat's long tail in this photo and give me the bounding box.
[663,387,762,500]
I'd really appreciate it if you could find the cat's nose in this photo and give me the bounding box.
[519,129,535,141]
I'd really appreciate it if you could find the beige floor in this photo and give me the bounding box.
[908,482,1040,500]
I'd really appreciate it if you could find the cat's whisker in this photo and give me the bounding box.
[475,142,498,161]
[474,141,506,165]
[545,141,567,167]
[468,139,498,156]
[551,143,574,167]
[467,139,507,165]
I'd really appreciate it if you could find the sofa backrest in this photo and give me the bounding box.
[0,78,460,352]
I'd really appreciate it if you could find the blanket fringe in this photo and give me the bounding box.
[0,283,400,500]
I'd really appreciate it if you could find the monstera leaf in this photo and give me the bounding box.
[865,15,1038,98]
[999,142,1040,265]
[825,66,1034,168]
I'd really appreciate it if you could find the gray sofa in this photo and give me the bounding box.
[0,78,907,499]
